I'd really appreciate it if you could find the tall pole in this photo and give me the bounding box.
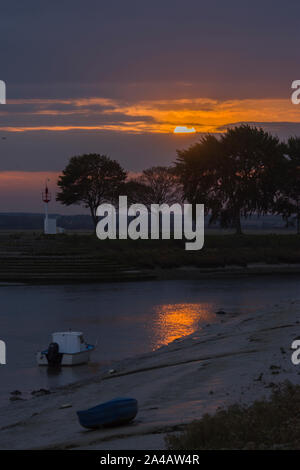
[42,179,51,234]
[45,200,48,225]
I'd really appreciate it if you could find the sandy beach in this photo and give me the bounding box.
[0,299,299,450]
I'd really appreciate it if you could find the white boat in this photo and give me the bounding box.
[37,331,95,366]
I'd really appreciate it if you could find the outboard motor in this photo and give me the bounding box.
[46,342,62,367]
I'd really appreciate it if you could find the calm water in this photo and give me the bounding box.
[0,277,299,406]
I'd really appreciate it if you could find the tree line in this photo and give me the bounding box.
[57,125,300,234]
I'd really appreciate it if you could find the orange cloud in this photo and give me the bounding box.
[0,171,60,189]
[1,97,300,134]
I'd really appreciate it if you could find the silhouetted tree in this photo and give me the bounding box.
[176,126,285,234]
[176,134,224,223]
[274,137,300,234]
[126,166,182,207]
[218,125,285,233]
[124,179,152,205]
[57,154,127,227]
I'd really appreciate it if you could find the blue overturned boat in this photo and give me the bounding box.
[77,398,138,429]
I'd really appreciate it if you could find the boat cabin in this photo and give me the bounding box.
[52,331,86,354]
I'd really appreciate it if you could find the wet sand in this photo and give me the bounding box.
[0,299,299,450]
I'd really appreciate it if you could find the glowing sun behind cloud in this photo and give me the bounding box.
[173,125,196,134]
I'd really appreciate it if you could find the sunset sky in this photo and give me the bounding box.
[1,0,300,212]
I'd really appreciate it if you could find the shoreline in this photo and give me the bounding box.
[0,299,299,450]
[1,264,300,284]
[152,263,300,280]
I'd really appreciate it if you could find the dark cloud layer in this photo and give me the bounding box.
[1,0,299,97]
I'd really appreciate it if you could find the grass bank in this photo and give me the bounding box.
[166,382,300,450]
[1,232,300,268]
[0,232,299,282]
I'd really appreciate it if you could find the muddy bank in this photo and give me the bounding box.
[0,300,299,450]
[153,263,300,280]
[1,256,300,283]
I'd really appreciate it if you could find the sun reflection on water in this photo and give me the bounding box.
[151,302,215,350]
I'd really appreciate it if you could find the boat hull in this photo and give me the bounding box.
[77,398,138,429]
[36,345,94,366]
